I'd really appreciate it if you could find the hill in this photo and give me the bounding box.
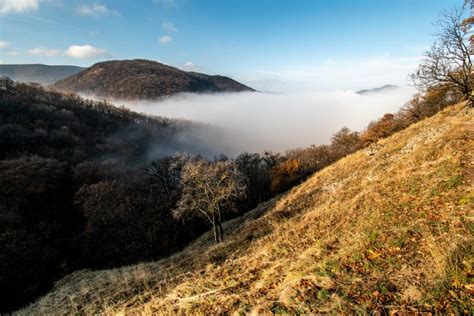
[0,64,84,85]
[356,84,399,95]
[51,59,255,100]
[0,78,224,165]
[20,103,473,314]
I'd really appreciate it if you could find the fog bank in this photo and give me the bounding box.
[118,87,416,156]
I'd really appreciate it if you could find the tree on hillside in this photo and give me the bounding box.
[463,1,474,46]
[173,160,246,243]
[330,127,363,158]
[144,154,190,206]
[270,159,301,193]
[235,152,281,209]
[411,6,473,106]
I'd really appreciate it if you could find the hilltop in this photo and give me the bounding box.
[20,102,473,314]
[356,84,399,95]
[0,64,84,85]
[51,59,255,100]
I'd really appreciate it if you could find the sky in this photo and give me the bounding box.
[0,0,462,91]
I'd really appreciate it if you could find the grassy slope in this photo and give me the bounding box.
[20,103,473,314]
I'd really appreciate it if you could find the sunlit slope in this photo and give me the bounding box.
[21,103,473,314]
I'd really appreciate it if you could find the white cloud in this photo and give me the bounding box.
[21,44,108,59]
[162,22,177,32]
[7,50,20,56]
[76,3,115,16]
[159,35,173,44]
[182,61,198,71]
[0,0,38,14]
[66,44,107,58]
[27,47,61,57]
[0,40,9,48]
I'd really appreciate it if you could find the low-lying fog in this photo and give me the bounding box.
[118,87,416,156]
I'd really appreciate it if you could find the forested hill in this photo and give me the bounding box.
[0,77,219,164]
[51,59,255,100]
[0,64,84,85]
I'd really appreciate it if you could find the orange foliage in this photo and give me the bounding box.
[270,159,300,193]
[361,113,397,145]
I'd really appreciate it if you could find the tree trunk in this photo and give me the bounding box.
[217,210,224,242]
[218,221,224,242]
[212,220,219,244]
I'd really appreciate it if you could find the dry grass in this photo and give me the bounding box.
[19,103,473,315]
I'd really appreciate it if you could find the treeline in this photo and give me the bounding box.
[0,77,463,312]
[280,85,464,189]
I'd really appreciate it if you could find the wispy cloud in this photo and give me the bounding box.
[65,44,108,58]
[0,0,38,14]
[27,47,61,57]
[159,35,173,44]
[7,50,20,56]
[182,61,198,71]
[0,40,10,48]
[76,2,117,16]
[162,22,178,32]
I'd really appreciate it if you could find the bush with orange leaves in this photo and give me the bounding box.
[270,158,301,193]
[361,113,401,145]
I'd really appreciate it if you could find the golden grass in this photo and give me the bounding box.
[19,103,474,315]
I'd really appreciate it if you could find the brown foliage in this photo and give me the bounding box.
[271,159,301,193]
[361,113,400,145]
[330,127,364,157]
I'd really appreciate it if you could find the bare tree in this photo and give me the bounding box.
[463,1,474,53]
[411,6,473,106]
[173,159,246,243]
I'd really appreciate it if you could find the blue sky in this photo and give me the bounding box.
[0,0,462,90]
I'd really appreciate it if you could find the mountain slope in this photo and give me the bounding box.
[50,59,254,100]
[20,103,473,314]
[0,64,84,85]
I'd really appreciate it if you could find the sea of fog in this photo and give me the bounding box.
[114,87,416,156]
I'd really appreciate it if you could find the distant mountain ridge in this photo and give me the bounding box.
[0,64,84,85]
[51,59,254,100]
[355,84,399,95]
